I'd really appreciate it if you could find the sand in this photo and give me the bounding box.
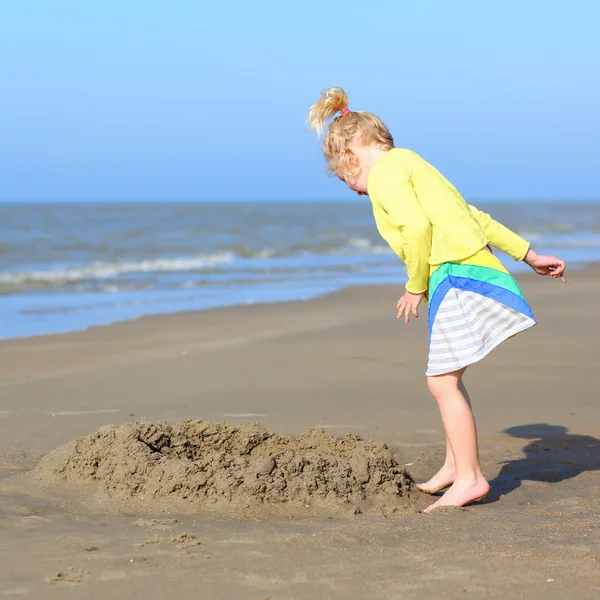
[34,420,412,516]
[1,268,600,599]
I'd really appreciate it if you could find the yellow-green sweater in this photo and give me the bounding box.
[367,148,530,294]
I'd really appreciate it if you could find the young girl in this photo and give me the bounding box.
[307,87,566,512]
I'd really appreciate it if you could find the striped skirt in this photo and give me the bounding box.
[426,260,536,376]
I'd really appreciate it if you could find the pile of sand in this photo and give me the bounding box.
[34,420,414,516]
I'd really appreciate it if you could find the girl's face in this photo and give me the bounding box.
[339,169,369,196]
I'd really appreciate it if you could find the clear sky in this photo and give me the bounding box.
[0,1,598,202]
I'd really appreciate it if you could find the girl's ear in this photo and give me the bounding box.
[338,148,360,174]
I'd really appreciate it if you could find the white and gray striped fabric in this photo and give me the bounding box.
[426,288,536,376]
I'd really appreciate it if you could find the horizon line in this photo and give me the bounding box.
[1,198,599,205]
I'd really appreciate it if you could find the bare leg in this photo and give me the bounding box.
[417,379,472,494]
[416,434,455,494]
[422,368,490,512]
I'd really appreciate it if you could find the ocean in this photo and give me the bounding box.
[1,201,599,339]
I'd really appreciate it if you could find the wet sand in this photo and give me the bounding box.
[1,269,599,599]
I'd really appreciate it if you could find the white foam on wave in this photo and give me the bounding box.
[341,238,392,255]
[0,252,235,286]
[347,237,372,248]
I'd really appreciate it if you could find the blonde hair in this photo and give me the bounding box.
[307,87,394,179]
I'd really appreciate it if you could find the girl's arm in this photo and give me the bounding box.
[467,204,530,261]
[370,168,432,295]
[468,204,566,278]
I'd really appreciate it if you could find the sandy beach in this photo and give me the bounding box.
[1,269,599,599]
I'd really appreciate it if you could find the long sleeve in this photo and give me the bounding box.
[467,204,530,261]
[369,167,432,294]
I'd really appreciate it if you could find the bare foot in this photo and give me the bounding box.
[422,477,490,513]
[416,464,455,495]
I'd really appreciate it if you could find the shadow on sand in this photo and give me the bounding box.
[483,423,600,503]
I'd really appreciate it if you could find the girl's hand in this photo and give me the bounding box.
[397,291,424,323]
[524,249,566,278]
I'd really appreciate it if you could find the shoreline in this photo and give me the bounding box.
[0,264,589,344]
[0,267,593,407]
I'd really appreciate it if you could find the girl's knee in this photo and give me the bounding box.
[427,375,451,400]
[427,368,466,400]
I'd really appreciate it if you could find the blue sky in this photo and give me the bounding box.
[0,1,598,202]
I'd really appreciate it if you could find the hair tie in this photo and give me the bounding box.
[340,108,351,115]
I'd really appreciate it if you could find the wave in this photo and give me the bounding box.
[0,238,391,291]
[5,229,598,292]
[0,252,235,286]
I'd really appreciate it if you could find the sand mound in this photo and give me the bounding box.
[35,420,414,516]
